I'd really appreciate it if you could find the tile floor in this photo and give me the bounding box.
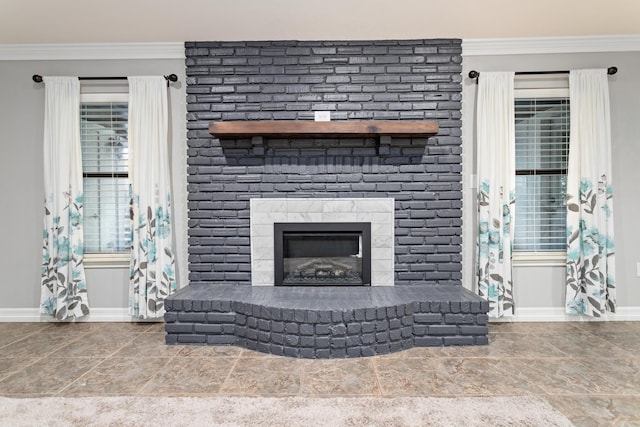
[0,321,639,426]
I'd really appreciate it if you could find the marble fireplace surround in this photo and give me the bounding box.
[250,198,395,286]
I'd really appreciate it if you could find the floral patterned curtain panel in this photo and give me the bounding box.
[128,76,177,319]
[40,76,90,320]
[476,72,516,318]
[565,69,616,316]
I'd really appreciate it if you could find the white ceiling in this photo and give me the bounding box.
[1,0,639,44]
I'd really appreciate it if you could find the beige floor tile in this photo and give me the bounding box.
[0,323,51,336]
[50,332,140,358]
[0,358,41,381]
[538,332,634,359]
[0,357,103,395]
[140,357,237,396]
[570,357,640,395]
[499,357,628,396]
[177,344,244,358]
[112,332,183,358]
[0,332,81,358]
[598,331,640,354]
[374,346,438,359]
[428,357,548,396]
[375,356,549,397]
[0,335,25,349]
[0,318,638,424]
[374,357,438,396]
[220,357,303,396]
[139,322,166,333]
[0,324,55,348]
[484,334,568,358]
[60,357,172,396]
[299,358,380,396]
[548,396,640,427]
[238,348,281,358]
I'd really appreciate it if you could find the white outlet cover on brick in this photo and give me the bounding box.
[314,111,331,121]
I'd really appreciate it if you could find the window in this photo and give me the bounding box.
[513,93,569,254]
[80,94,131,256]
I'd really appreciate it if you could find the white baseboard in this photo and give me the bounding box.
[0,308,153,322]
[491,307,640,322]
[2,307,638,323]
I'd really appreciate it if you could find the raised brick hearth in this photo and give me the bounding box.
[165,285,489,358]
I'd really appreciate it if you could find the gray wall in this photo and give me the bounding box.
[185,40,464,287]
[2,43,639,315]
[0,58,187,311]
[461,51,640,312]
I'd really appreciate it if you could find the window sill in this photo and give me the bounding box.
[513,251,566,267]
[84,253,130,269]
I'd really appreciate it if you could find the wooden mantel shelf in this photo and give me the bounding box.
[209,120,439,138]
[209,120,439,156]
[209,120,438,155]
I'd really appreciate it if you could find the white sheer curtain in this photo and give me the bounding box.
[565,69,616,316]
[40,76,90,320]
[476,72,516,318]
[128,76,177,319]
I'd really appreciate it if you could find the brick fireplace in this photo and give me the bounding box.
[164,39,489,357]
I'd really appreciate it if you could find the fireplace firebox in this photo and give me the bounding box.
[274,222,371,286]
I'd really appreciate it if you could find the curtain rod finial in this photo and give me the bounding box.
[468,70,479,79]
[165,74,178,82]
[32,74,43,83]
[608,66,618,75]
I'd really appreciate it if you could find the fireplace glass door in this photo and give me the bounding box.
[274,222,371,286]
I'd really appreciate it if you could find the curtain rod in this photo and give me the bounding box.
[468,66,617,80]
[32,74,179,84]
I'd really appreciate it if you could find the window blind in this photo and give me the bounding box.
[514,97,569,252]
[80,102,131,253]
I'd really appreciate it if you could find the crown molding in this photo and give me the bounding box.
[462,34,640,56]
[0,42,185,61]
[3,37,639,60]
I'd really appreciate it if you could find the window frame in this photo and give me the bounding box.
[513,86,569,267]
[80,92,130,269]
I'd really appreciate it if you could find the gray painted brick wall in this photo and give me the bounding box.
[185,39,463,286]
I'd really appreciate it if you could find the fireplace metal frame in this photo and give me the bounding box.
[274,222,371,286]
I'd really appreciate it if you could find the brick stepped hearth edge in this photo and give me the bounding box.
[164,285,489,358]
